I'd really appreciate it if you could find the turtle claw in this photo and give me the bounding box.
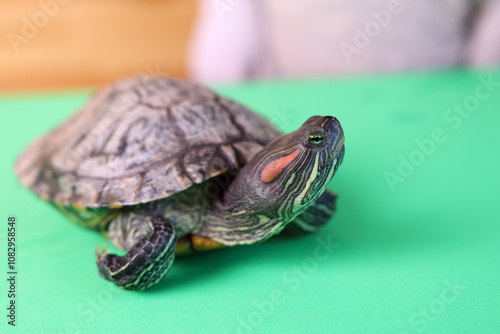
[95,243,108,262]
[96,215,177,291]
[95,244,99,261]
[101,242,108,255]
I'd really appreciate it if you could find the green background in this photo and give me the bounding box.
[1,69,499,333]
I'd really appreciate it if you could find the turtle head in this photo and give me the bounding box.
[209,116,344,245]
[255,115,344,187]
[250,115,344,212]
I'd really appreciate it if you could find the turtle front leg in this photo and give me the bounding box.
[96,212,177,291]
[289,190,338,233]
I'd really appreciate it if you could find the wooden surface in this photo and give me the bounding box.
[1,0,196,91]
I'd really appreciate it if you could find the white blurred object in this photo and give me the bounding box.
[188,0,267,82]
[468,0,500,66]
[189,0,470,82]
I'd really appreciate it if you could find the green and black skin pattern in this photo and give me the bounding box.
[15,75,345,291]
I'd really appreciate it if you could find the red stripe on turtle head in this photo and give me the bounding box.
[260,150,299,183]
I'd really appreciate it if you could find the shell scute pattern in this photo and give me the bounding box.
[15,76,282,208]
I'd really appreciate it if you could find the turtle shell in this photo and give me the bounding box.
[15,75,282,208]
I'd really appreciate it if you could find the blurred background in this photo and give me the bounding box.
[2,2,500,333]
[1,0,500,91]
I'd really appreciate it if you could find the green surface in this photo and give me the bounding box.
[1,69,500,334]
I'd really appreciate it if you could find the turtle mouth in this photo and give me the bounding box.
[324,137,345,167]
[325,153,336,166]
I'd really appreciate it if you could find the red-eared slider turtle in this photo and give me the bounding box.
[15,75,345,291]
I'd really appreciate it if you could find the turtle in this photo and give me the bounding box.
[15,75,345,291]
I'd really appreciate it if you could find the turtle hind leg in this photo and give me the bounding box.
[96,213,177,291]
[288,190,337,233]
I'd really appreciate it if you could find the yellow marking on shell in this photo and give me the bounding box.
[109,204,123,209]
[72,202,87,211]
[52,199,118,231]
[54,201,84,225]
[294,154,319,209]
[191,236,226,252]
[97,211,120,230]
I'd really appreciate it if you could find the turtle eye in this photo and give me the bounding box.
[308,131,325,146]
